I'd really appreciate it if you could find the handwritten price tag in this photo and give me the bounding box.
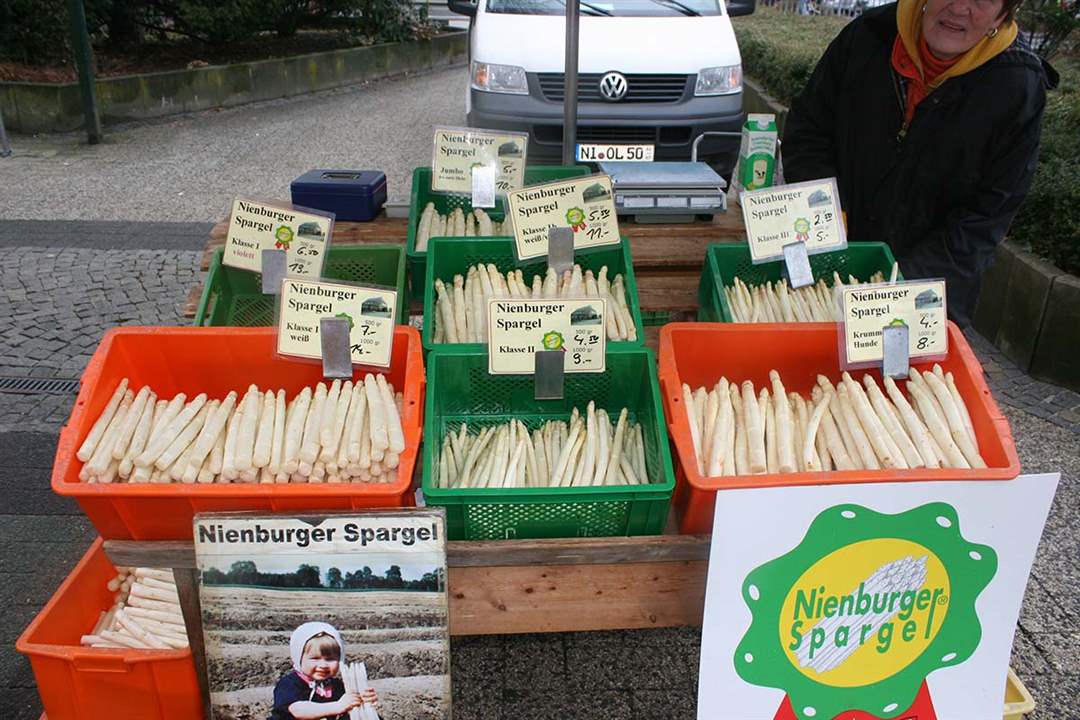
[840,280,948,367]
[487,298,607,375]
[431,126,528,195]
[277,278,397,368]
[506,175,620,261]
[224,198,332,278]
[740,178,846,264]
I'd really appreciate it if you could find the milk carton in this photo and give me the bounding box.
[736,113,778,192]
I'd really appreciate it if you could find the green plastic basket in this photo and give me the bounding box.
[405,165,591,300]
[697,242,902,322]
[422,236,645,354]
[421,345,675,540]
[195,245,407,326]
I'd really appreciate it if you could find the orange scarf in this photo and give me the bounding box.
[891,35,961,122]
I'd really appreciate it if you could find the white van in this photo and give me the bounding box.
[447,0,755,171]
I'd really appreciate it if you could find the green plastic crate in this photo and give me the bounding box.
[195,245,407,326]
[421,345,675,540]
[697,242,902,322]
[405,165,591,300]
[422,235,645,354]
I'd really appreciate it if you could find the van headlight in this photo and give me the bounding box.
[695,65,742,96]
[471,61,529,95]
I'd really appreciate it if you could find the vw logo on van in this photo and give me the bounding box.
[598,72,629,101]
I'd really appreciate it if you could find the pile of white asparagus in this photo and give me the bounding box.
[81,567,188,650]
[435,402,651,488]
[75,376,406,484]
[433,263,637,343]
[414,205,505,251]
[724,266,897,323]
[341,661,380,720]
[682,365,986,477]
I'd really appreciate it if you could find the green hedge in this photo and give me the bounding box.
[734,7,1080,276]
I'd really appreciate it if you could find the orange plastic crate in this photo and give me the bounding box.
[16,538,204,720]
[52,326,425,540]
[657,322,1020,534]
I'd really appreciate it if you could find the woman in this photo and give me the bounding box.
[782,0,1057,326]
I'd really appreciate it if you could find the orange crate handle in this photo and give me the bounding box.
[72,652,131,673]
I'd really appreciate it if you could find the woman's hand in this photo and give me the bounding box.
[360,688,380,709]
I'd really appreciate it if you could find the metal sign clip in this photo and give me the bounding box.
[782,241,814,290]
[882,323,910,379]
[320,317,353,379]
[548,227,575,276]
[534,350,565,400]
[261,249,288,294]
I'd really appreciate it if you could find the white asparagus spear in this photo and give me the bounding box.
[252,389,277,469]
[836,385,880,469]
[863,375,923,469]
[138,393,204,469]
[220,402,242,481]
[707,378,732,476]
[882,376,940,468]
[743,379,768,474]
[730,385,749,475]
[233,386,260,473]
[682,384,704,474]
[347,383,368,463]
[922,371,986,468]
[268,390,288,476]
[907,380,969,468]
[119,393,158,479]
[803,392,831,472]
[377,375,406,454]
[365,374,389,459]
[282,387,311,474]
[157,403,210,473]
[770,371,796,473]
[319,380,352,463]
[763,388,778,473]
[78,379,130,461]
[86,391,134,476]
[842,373,902,469]
[299,382,328,466]
[945,371,977,447]
[112,386,151,460]
[603,408,630,486]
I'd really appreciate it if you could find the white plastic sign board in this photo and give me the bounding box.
[487,297,607,374]
[224,198,332,278]
[431,126,528,195]
[741,179,846,263]
[697,473,1059,720]
[277,278,397,368]
[507,175,620,261]
[840,280,948,369]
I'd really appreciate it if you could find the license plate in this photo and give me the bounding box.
[576,143,655,162]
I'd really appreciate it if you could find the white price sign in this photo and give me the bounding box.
[506,175,621,261]
[840,280,948,368]
[224,198,332,278]
[487,298,607,375]
[740,178,846,263]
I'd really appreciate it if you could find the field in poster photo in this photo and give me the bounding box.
[202,568,450,720]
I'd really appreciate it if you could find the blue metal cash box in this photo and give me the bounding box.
[290,169,387,222]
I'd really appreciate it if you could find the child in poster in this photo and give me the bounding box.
[271,622,379,720]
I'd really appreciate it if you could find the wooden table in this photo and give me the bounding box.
[183,210,747,322]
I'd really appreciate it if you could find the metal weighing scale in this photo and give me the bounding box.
[597,160,728,224]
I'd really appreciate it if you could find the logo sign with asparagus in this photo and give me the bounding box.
[278,278,397,368]
[431,126,528,194]
[840,280,947,367]
[734,503,997,720]
[741,179,846,263]
[224,198,332,277]
[506,175,620,261]
[487,298,607,374]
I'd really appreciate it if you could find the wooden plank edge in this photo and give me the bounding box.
[104,534,711,570]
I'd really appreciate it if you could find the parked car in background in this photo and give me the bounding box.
[447,0,756,172]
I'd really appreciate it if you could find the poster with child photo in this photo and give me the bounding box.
[194,510,450,720]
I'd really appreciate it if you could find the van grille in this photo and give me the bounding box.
[534,126,693,146]
[536,73,689,103]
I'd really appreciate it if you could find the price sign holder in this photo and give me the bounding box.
[548,227,575,275]
[881,323,910,379]
[260,249,288,294]
[472,166,496,209]
[781,241,814,290]
[534,350,566,400]
[320,317,353,379]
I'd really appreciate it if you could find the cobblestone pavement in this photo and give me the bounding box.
[0,223,1077,719]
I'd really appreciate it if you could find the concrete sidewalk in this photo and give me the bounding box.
[0,67,468,223]
[0,221,1077,719]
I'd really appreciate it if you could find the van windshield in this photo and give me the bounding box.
[486,0,722,16]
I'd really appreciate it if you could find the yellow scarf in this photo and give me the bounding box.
[896,0,1018,89]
